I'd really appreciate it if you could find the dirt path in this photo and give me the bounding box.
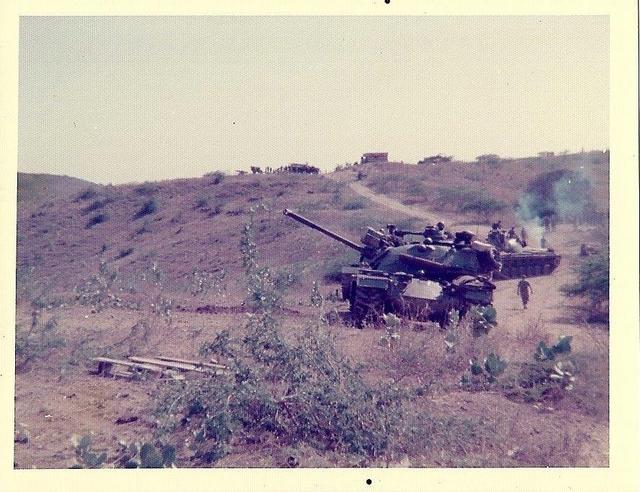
[337,175,479,231]
[348,181,436,221]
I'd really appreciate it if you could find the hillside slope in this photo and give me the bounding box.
[17,172,101,205]
[340,151,609,227]
[17,172,426,302]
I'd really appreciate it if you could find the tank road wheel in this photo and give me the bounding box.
[350,287,385,329]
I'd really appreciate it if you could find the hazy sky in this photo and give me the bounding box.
[18,16,608,184]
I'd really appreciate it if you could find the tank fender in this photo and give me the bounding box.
[355,275,391,290]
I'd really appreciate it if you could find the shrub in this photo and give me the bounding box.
[134,183,158,195]
[115,247,134,260]
[71,435,176,469]
[460,197,507,217]
[155,212,405,463]
[76,188,97,201]
[204,171,225,185]
[86,213,109,228]
[15,316,65,370]
[343,197,368,210]
[81,198,112,215]
[501,336,576,403]
[561,248,609,321]
[134,199,158,219]
[194,196,209,209]
[367,174,426,195]
[135,220,152,235]
[519,169,595,223]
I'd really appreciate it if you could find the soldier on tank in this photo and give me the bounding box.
[423,225,440,241]
[520,227,528,247]
[386,224,405,246]
[435,221,453,240]
[540,236,547,248]
[517,275,533,309]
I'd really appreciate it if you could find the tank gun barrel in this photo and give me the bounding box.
[283,209,364,254]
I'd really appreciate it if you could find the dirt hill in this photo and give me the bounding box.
[17,172,429,303]
[17,172,102,205]
[14,155,609,469]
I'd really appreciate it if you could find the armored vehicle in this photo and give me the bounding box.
[486,226,561,279]
[283,209,499,327]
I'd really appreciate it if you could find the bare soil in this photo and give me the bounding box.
[14,160,608,468]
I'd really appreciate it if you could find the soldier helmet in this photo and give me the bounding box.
[436,221,445,230]
[521,274,526,279]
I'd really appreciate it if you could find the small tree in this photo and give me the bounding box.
[561,248,609,321]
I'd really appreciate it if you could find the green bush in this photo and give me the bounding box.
[367,174,426,195]
[460,197,507,217]
[115,247,134,260]
[76,188,98,201]
[15,316,65,370]
[70,434,176,469]
[81,198,112,215]
[501,336,576,403]
[134,182,158,195]
[194,196,209,209]
[86,213,109,228]
[435,187,506,219]
[204,171,225,185]
[561,249,608,303]
[561,248,608,321]
[134,199,158,219]
[343,197,369,210]
[155,213,405,463]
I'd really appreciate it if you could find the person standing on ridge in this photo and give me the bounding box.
[517,275,533,309]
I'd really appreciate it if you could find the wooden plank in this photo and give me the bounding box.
[129,356,205,372]
[155,355,226,369]
[91,357,165,373]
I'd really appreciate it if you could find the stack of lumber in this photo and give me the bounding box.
[90,355,227,380]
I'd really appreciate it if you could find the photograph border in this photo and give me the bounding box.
[1,1,637,491]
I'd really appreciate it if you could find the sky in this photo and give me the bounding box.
[18,16,609,184]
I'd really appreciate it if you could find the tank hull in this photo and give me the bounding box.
[493,252,561,279]
[341,267,495,327]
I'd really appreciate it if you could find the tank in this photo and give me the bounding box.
[486,226,561,279]
[283,209,499,327]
